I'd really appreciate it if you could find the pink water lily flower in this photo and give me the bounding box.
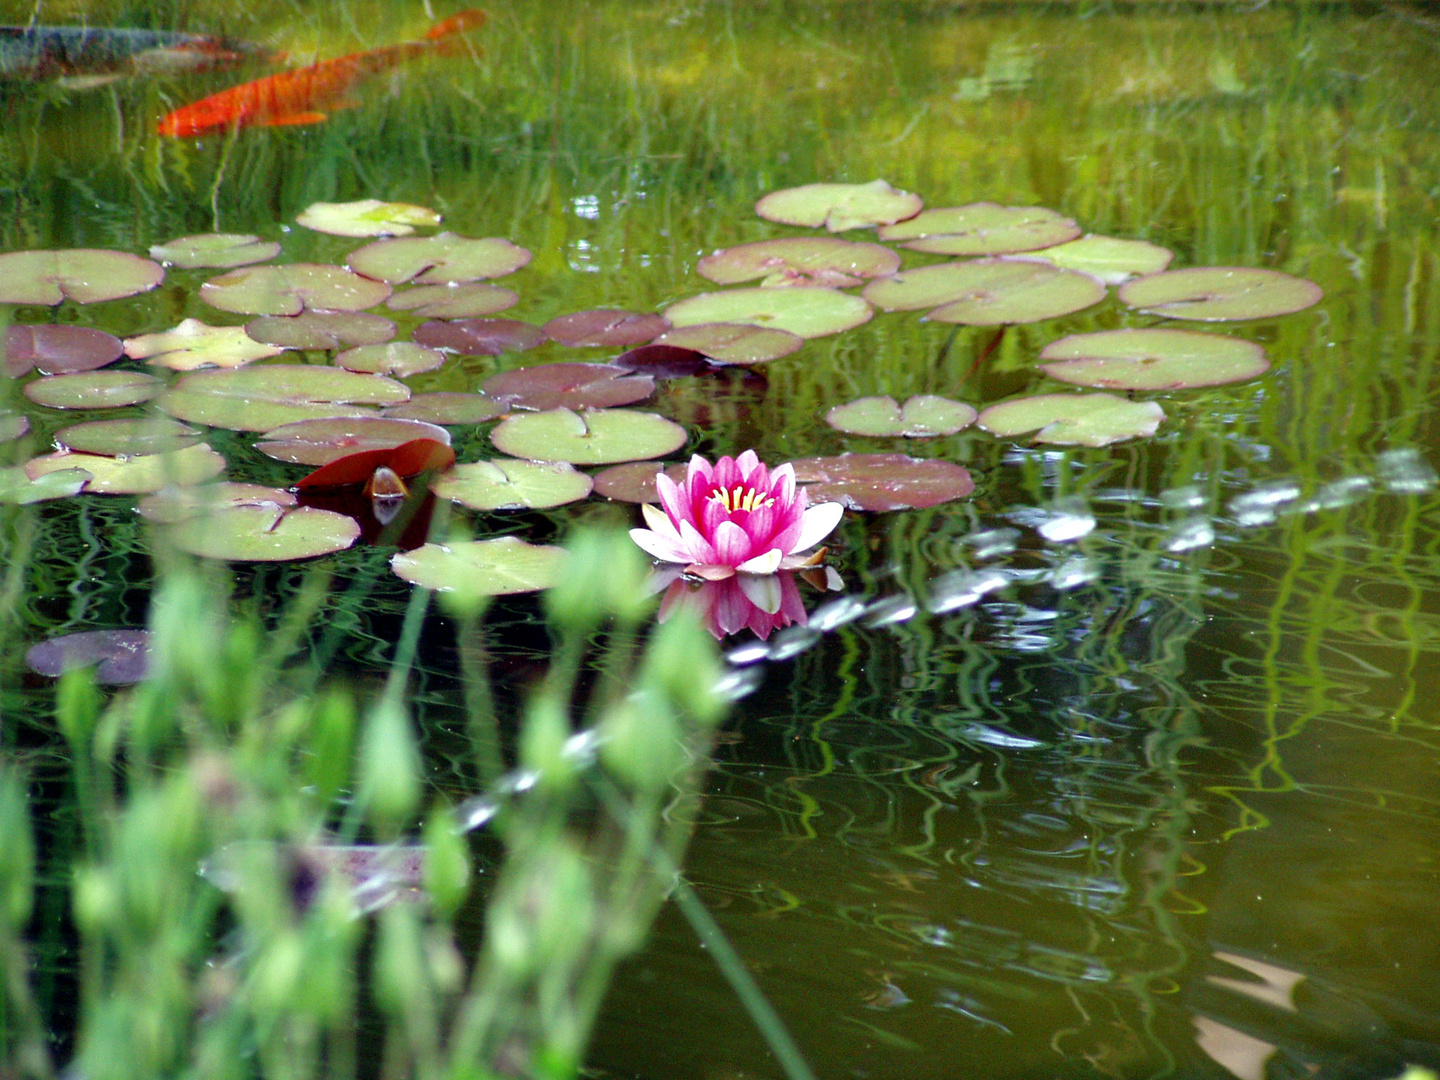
[631,450,843,580]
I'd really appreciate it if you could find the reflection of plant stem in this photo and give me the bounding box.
[965,326,1006,384]
[457,609,503,786]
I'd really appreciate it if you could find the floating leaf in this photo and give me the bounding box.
[24,370,165,410]
[433,458,593,510]
[413,318,545,356]
[346,233,531,285]
[978,392,1166,446]
[1019,234,1174,285]
[148,233,281,269]
[6,325,123,376]
[653,323,804,365]
[0,464,89,504]
[612,344,712,378]
[245,310,396,350]
[381,392,509,425]
[391,536,568,599]
[297,199,441,238]
[25,443,227,494]
[697,237,901,288]
[482,363,654,411]
[878,203,1081,256]
[137,482,297,524]
[591,461,687,503]
[754,180,923,232]
[201,263,392,316]
[663,287,871,339]
[1117,267,1324,321]
[334,342,446,377]
[825,395,978,437]
[0,248,164,305]
[25,629,150,684]
[158,365,409,431]
[124,318,285,371]
[490,407,687,465]
[791,453,974,511]
[164,504,361,561]
[55,417,202,457]
[386,283,518,319]
[1038,328,1269,390]
[0,413,29,442]
[862,258,1105,324]
[295,438,455,489]
[542,309,669,348]
[256,417,451,466]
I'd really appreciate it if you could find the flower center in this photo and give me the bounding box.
[708,484,774,514]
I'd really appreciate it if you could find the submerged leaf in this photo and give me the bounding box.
[25,629,151,684]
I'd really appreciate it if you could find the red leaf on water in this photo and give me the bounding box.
[295,438,456,490]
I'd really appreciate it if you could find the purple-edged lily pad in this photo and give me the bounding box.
[255,416,451,466]
[24,370,165,410]
[334,342,447,377]
[158,365,410,431]
[391,536,568,600]
[612,344,712,378]
[386,283,518,319]
[55,417,202,457]
[825,395,978,437]
[0,413,29,442]
[381,392,509,425]
[346,233,531,285]
[542,309,670,348]
[201,264,392,316]
[482,363,654,411]
[413,318,545,357]
[1038,328,1269,390]
[164,504,361,561]
[0,465,89,503]
[26,629,151,684]
[791,453,974,512]
[697,238,901,288]
[26,443,227,494]
[754,180,923,233]
[297,199,441,238]
[0,249,164,305]
[148,234,281,270]
[433,458,593,511]
[6,325,123,376]
[978,392,1166,446]
[862,258,1105,324]
[1019,234,1174,285]
[878,203,1081,256]
[653,323,804,365]
[490,407,687,465]
[1117,267,1324,321]
[138,482,296,524]
[245,311,396,351]
[124,318,285,371]
[663,287,871,339]
[591,461,687,503]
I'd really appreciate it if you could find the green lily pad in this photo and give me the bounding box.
[0,413,29,441]
[490,407,687,465]
[663,286,871,339]
[1117,267,1324,321]
[245,311,396,350]
[346,233,532,285]
[542,309,670,348]
[978,392,1166,446]
[55,417,202,457]
[201,264,393,316]
[148,233,281,270]
[433,458,593,510]
[0,465,90,504]
[825,395,978,437]
[696,238,901,288]
[391,536,568,599]
[381,392,509,425]
[24,370,165,410]
[653,323,804,365]
[386,283,519,319]
[124,318,285,371]
[790,453,974,511]
[754,180,923,232]
[334,342,447,377]
[137,482,296,524]
[1038,328,1269,390]
[878,203,1081,256]
[164,504,360,562]
[482,363,655,411]
[158,365,410,431]
[256,416,451,466]
[862,258,1105,324]
[0,248,164,305]
[297,199,441,238]
[1019,234,1174,285]
[413,318,545,356]
[6,325,123,376]
[26,443,226,494]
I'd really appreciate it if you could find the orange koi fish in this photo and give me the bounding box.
[157,9,485,138]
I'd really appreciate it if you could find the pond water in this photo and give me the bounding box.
[5,2,1440,1078]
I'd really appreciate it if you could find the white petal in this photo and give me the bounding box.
[641,501,680,538]
[791,500,844,553]
[737,573,782,614]
[629,527,689,564]
[737,548,783,575]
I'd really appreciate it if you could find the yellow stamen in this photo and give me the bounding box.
[708,484,774,514]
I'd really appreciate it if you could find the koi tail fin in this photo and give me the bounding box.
[425,9,487,40]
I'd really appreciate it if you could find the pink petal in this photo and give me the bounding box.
[735,449,760,475]
[770,462,797,504]
[712,519,754,566]
[655,473,689,528]
[792,500,844,553]
[678,518,719,565]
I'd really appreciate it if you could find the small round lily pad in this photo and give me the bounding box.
[790,453,974,511]
[0,248,164,305]
[755,180,923,232]
[490,407,687,465]
[164,504,361,561]
[24,370,165,410]
[381,392,509,425]
[825,395,978,437]
[346,233,531,285]
[26,629,151,684]
[878,203,1081,256]
[413,318,545,356]
[334,342,447,377]
[391,536,568,598]
[158,365,410,431]
[245,311,396,350]
[25,443,227,494]
[55,417,202,457]
[1117,267,1324,321]
[1019,234,1174,285]
[1038,328,1269,390]
[296,199,441,238]
[696,238,901,288]
[662,287,871,339]
[201,263,393,316]
[542,309,670,348]
[255,416,451,466]
[125,318,286,371]
[653,323,804,365]
[433,458,593,510]
[482,363,655,411]
[862,258,1105,324]
[978,392,1166,446]
[386,283,518,319]
[6,325,123,376]
[148,233,281,270]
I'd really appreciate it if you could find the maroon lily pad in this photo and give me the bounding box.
[386,283,519,319]
[482,363,655,411]
[24,370,165,410]
[790,453,974,511]
[295,438,456,490]
[754,180,923,232]
[149,234,281,270]
[201,264,393,316]
[696,237,901,288]
[245,310,397,350]
[542,309,670,348]
[612,344,712,379]
[381,392,509,425]
[0,249,164,305]
[26,629,151,684]
[413,318,545,357]
[592,461,688,503]
[1117,267,1324,321]
[5,325,123,377]
[878,203,1082,256]
[256,417,452,466]
[653,323,804,365]
[346,233,531,285]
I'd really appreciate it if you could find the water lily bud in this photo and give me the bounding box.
[0,770,34,928]
[359,697,421,838]
[544,526,655,630]
[637,608,727,726]
[598,690,683,793]
[422,804,470,918]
